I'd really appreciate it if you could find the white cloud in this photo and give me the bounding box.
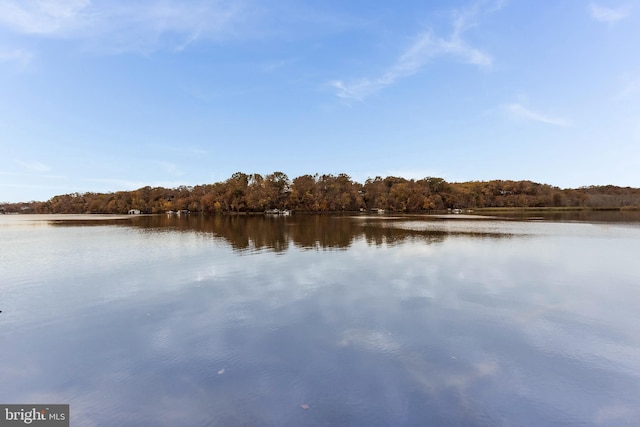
[589,3,631,23]
[503,103,570,126]
[0,0,247,53]
[331,0,504,101]
[14,159,52,172]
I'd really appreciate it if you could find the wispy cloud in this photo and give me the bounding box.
[0,0,90,35]
[146,143,208,156]
[261,57,301,73]
[0,0,247,53]
[0,47,33,67]
[503,103,570,126]
[330,0,505,101]
[14,159,52,172]
[155,161,184,177]
[0,182,67,190]
[588,3,631,23]
[84,177,187,191]
[616,73,640,99]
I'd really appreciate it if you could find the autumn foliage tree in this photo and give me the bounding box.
[3,173,640,214]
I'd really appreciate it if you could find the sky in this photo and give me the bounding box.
[1,0,639,202]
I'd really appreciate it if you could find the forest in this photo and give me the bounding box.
[2,172,640,214]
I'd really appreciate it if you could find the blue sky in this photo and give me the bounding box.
[1,0,639,202]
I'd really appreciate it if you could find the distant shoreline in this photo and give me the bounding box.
[3,206,640,219]
[2,173,640,215]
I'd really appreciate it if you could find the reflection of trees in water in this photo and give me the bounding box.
[288,215,355,250]
[133,215,354,252]
[359,218,513,246]
[133,215,291,252]
[117,214,513,252]
[49,214,513,252]
[361,223,446,247]
[488,209,640,223]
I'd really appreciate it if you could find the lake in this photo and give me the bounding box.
[1,213,640,426]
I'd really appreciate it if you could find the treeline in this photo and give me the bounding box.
[3,172,640,214]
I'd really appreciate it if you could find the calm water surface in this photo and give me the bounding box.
[1,213,640,426]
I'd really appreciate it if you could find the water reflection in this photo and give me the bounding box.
[173,215,455,252]
[46,214,518,253]
[37,211,640,255]
[1,214,640,426]
[475,209,640,223]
